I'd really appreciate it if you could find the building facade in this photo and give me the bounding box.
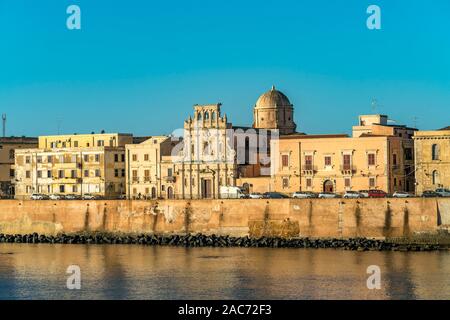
[125,136,177,199]
[414,127,450,194]
[0,137,38,198]
[173,104,237,199]
[14,133,132,199]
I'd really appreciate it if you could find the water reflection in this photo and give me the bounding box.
[0,244,448,300]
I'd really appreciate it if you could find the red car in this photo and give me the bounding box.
[368,189,388,198]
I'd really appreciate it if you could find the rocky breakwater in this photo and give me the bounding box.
[0,233,445,251]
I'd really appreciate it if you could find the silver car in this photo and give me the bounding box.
[318,192,340,199]
[435,188,450,197]
[292,191,318,199]
[343,191,362,198]
[392,191,413,198]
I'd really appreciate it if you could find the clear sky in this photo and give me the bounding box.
[0,0,449,137]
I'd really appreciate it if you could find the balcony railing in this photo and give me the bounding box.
[340,165,356,174]
[302,164,316,175]
[163,176,176,183]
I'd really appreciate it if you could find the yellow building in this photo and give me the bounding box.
[414,127,450,194]
[0,137,38,197]
[14,133,133,199]
[125,136,178,199]
[239,114,416,195]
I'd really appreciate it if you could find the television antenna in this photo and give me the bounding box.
[2,114,6,137]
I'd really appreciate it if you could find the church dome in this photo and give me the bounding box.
[255,85,292,109]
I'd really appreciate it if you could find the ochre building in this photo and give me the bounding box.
[414,127,450,194]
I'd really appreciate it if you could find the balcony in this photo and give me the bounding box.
[163,176,176,183]
[302,164,316,175]
[340,165,356,175]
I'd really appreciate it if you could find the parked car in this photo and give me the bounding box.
[422,190,442,198]
[64,194,81,200]
[318,192,340,199]
[292,191,318,199]
[248,192,264,199]
[117,194,127,200]
[263,192,290,199]
[435,188,450,197]
[358,190,370,198]
[392,191,413,198]
[82,193,98,200]
[343,191,362,199]
[30,193,48,200]
[49,194,63,200]
[368,190,388,198]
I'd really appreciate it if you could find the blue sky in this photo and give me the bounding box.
[0,0,449,137]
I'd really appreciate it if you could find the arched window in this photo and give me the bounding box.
[432,170,439,185]
[211,111,216,121]
[204,112,209,120]
[197,112,202,121]
[432,144,439,160]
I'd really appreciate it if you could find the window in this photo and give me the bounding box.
[114,169,119,177]
[121,154,125,162]
[304,155,313,170]
[145,188,149,195]
[26,171,31,178]
[25,156,31,164]
[114,154,119,162]
[133,188,137,195]
[393,154,397,166]
[97,140,104,147]
[168,168,173,177]
[306,178,312,188]
[47,170,52,178]
[432,170,439,185]
[74,141,78,147]
[144,170,150,181]
[9,149,14,159]
[162,185,165,191]
[369,177,376,188]
[204,112,209,120]
[211,111,216,120]
[144,154,149,161]
[72,185,78,193]
[282,154,289,167]
[343,154,351,170]
[71,170,76,178]
[368,153,376,166]
[432,144,439,160]
[47,155,52,163]
[9,169,14,178]
[58,170,64,178]
[394,178,397,187]
[84,170,89,177]
[59,155,64,163]
[95,169,101,177]
[132,170,138,182]
[59,185,65,193]
[404,148,413,161]
[282,177,289,188]
[121,169,126,177]
[95,154,100,162]
[62,142,66,148]
[37,171,42,178]
[71,155,77,163]
[84,154,89,162]
[345,178,351,188]
[324,156,331,167]
[132,154,137,161]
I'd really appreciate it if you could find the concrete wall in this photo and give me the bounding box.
[0,198,448,238]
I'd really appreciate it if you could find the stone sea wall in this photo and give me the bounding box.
[0,198,448,239]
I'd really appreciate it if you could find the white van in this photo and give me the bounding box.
[220,186,247,199]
